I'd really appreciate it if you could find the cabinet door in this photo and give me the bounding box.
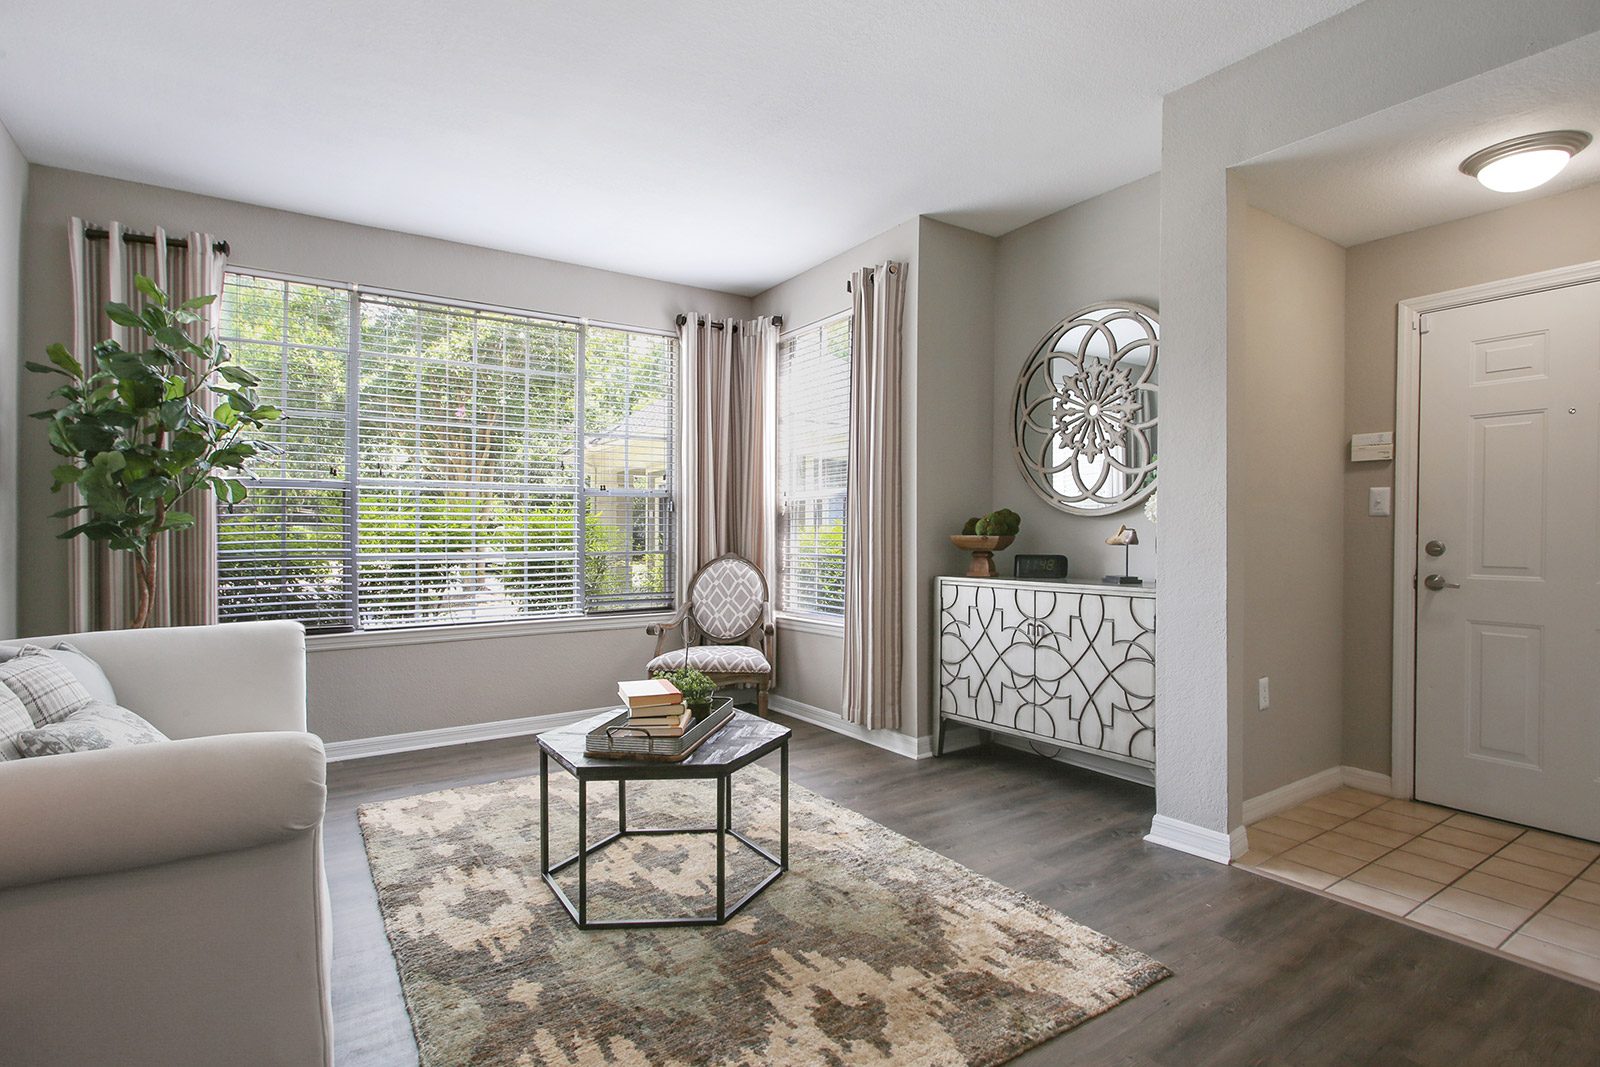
[1033,590,1156,763]
[938,582,1028,726]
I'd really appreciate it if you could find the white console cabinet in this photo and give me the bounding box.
[936,577,1155,772]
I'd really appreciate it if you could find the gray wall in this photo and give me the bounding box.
[912,217,996,736]
[751,220,919,724]
[1238,207,1346,800]
[0,123,24,638]
[990,174,1161,581]
[1158,0,1600,838]
[1341,179,1600,776]
[16,166,751,742]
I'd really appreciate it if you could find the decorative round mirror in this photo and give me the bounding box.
[1012,302,1158,514]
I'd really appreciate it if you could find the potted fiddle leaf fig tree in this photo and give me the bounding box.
[27,274,282,628]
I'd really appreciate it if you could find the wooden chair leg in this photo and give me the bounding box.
[758,685,769,718]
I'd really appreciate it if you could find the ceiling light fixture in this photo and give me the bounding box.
[1460,130,1592,193]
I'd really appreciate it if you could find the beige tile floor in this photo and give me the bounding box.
[1238,787,1600,989]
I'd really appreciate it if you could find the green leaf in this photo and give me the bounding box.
[126,475,174,499]
[24,359,71,378]
[65,421,118,454]
[214,402,237,426]
[104,302,146,330]
[49,505,86,519]
[51,464,83,485]
[158,511,195,533]
[92,450,127,472]
[180,294,217,310]
[217,364,261,387]
[154,324,193,352]
[133,274,165,304]
[45,343,84,377]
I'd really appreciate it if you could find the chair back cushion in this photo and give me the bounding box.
[689,556,766,641]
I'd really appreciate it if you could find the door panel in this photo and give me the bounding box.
[1415,280,1600,841]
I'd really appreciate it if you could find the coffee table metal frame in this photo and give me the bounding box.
[538,709,790,930]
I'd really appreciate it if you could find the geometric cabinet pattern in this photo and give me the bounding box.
[936,577,1156,767]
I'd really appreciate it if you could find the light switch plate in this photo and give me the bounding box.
[1369,487,1392,516]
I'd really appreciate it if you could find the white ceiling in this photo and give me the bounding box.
[0,0,1367,295]
[1239,31,1600,247]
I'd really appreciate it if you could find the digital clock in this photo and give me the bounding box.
[1014,554,1069,580]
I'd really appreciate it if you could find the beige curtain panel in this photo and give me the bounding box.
[679,313,778,576]
[66,218,229,631]
[843,261,908,731]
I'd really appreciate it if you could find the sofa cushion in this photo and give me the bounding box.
[15,702,170,758]
[0,641,117,706]
[647,644,771,675]
[0,687,34,761]
[0,646,98,726]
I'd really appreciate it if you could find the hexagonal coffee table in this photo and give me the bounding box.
[537,707,790,929]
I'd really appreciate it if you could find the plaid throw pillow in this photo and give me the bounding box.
[0,686,33,760]
[0,646,97,727]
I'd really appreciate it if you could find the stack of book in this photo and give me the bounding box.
[616,678,692,737]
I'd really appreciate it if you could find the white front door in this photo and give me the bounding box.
[1414,279,1600,841]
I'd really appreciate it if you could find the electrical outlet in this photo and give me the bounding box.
[1258,677,1270,710]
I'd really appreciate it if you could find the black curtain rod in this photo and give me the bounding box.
[674,314,783,330]
[83,226,231,257]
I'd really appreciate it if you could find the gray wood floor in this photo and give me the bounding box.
[327,715,1600,1066]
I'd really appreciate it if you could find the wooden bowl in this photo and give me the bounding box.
[950,534,1015,577]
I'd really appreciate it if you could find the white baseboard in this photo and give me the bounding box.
[1242,766,1347,824]
[767,695,931,759]
[1341,766,1394,796]
[1145,815,1243,865]
[323,706,608,762]
[1242,765,1399,823]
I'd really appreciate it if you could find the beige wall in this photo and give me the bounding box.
[1238,207,1346,799]
[990,174,1161,581]
[15,166,751,742]
[1342,179,1600,775]
[0,123,24,638]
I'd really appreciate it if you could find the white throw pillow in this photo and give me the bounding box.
[15,702,169,758]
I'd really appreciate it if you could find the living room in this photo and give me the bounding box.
[3,1,1600,1065]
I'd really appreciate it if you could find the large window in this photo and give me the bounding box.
[776,313,850,617]
[215,272,675,632]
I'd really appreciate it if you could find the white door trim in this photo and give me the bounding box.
[1391,258,1600,800]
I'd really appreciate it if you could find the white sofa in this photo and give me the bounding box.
[0,620,333,1067]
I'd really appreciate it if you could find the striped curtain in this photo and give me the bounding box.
[679,314,778,577]
[66,218,229,631]
[843,262,907,730]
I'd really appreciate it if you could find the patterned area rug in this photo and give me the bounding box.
[358,766,1169,1067]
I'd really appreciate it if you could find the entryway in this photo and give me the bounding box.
[1238,788,1600,988]
[1397,265,1600,844]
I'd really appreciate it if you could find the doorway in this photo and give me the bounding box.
[1397,263,1600,842]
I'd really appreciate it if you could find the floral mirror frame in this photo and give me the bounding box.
[1011,302,1158,514]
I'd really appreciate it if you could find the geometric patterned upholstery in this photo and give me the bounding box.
[647,644,771,676]
[690,556,765,640]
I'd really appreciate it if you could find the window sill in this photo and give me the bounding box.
[776,612,846,638]
[306,611,673,652]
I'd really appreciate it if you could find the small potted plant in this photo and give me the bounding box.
[951,508,1022,577]
[653,666,717,716]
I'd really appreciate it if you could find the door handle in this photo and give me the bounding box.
[1423,574,1461,591]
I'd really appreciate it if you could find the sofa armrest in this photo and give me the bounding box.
[0,731,326,891]
[19,621,308,737]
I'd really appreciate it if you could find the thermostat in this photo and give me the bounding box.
[1351,432,1394,462]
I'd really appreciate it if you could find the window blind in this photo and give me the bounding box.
[215,272,675,632]
[776,314,850,616]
